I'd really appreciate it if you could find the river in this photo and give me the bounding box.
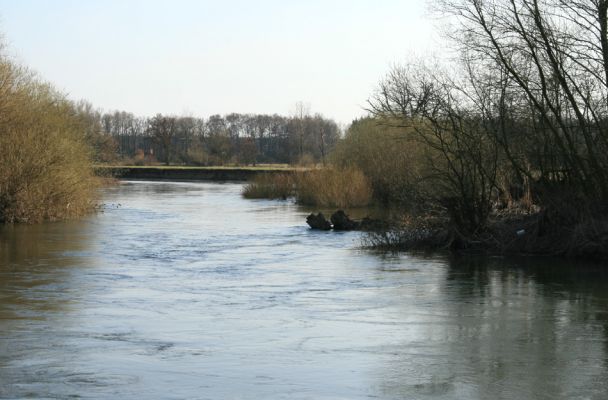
[1,181,607,399]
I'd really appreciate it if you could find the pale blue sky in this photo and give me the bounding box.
[0,0,438,123]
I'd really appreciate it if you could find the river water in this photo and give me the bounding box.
[1,181,607,399]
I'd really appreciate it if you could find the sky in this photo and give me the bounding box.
[0,0,440,124]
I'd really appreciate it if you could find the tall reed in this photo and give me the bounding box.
[242,173,294,199]
[295,167,372,208]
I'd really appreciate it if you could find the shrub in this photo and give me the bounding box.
[0,55,99,223]
[332,118,432,208]
[295,167,372,208]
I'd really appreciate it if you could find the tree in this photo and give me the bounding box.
[435,0,608,201]
[369,62,500,232]
[293,101,310,161]
[148,114,177,165]
[311,113,339,165]
[368,0,608,233]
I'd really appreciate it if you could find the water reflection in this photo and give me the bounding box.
[378,256,608,399]
[0,220,93,318]
[0,181,607,399]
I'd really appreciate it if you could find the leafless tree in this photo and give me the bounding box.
[148,114,177,165]
[436,0,608,198]
[293,101,310,161]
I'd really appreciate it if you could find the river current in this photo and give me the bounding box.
[1,181,607,399]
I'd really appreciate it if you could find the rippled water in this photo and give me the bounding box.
[1,181,608,399]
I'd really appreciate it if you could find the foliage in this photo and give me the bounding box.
[0,56,98,223]
[332,118,432,207]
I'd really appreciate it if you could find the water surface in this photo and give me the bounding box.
[1,181,607,399]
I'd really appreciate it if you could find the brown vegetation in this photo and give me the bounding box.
[331,118,431,207]
[0,53,99,223]
[294,167,373,208]
[241,167,373,208]
[242,173,295,200]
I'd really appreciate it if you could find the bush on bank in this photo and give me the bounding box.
[0,55,99,223]
[331,118,433,208]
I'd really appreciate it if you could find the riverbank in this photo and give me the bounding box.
[363,209,608,260]
[96,165,301,182]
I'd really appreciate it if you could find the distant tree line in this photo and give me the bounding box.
[81,108,341,166]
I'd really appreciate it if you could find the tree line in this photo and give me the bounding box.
[82,108,341,166]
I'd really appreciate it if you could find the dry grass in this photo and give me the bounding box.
[295,167,373,208]
[242,173,295,199]
[241,167,373,208]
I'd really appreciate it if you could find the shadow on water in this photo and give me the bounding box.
[0,220,95,396]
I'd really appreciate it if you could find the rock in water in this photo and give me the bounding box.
[330,210,360,230]
[306,213,332,230]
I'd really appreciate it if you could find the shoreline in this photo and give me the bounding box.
[362,211,608,261]
[96,165,299,182]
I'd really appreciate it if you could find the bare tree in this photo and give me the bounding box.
[148,114,177,165]
[435,0,608,199]
[293,101,310,161]
[369,62,500,232]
